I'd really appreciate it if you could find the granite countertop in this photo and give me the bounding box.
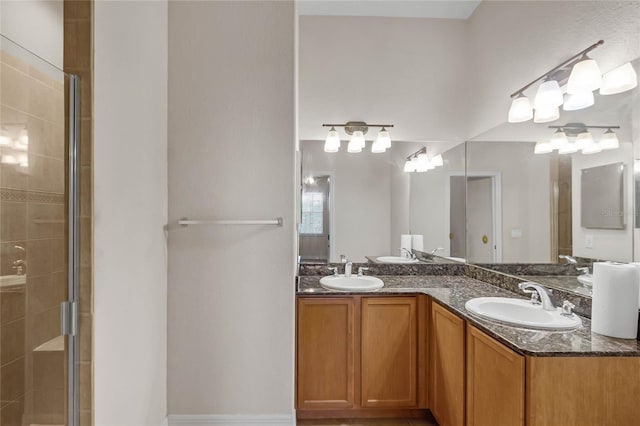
[297,275,640,357]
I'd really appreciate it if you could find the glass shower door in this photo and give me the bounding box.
[0,35,79,426]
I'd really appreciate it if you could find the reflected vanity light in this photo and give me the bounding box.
[404,147,444,173]
[322,121,394,153]
[0,125,30,170]
[507,41,638,123]
[534,124,620,155]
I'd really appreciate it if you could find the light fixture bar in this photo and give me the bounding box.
[548,124,619,130]
[405,146,427,161]
[322,123,394,128]
[510,40,604,98]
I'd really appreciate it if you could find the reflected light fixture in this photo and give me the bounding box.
[506,40,640,123]
[534,123,620,155]
[600,62,638,95]
[403,147,445,174]
[322,121,394,153]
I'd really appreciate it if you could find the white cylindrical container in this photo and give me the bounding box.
[411,235,424,252]
[591,262,640,339]
[400,234,412,255]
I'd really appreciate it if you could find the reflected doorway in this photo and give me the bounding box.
[299,174,332,263]
[466,173,502,262]
[448,175,466,259]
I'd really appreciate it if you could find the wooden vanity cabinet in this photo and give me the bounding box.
[466,325,524,426]
[296,295,428,416]
[430,302,465,426]
[296,297,356,410]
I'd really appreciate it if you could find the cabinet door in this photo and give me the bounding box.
[296,297,356,410]
[430,302,465,426]
[466,325,524,426]
[361,297,417,408]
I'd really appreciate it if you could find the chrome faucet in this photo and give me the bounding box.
[399,248,415,259]
[558,255,577,264]
[519,282,556,311]
[345,261,353,277]
[431,247,445,255]
[12,245,26,275]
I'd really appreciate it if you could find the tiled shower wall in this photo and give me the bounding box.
[0,50,67,424]
[64,1,93,425]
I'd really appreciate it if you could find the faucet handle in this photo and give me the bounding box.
[357,267,370,277]
[561,300,575,316]
[522,289,540,305]
[327,267,338,276]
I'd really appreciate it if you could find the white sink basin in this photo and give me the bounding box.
[577,274,593,287]
[465,297,581,330]
[319,275,384,292]
[376,256,419,264]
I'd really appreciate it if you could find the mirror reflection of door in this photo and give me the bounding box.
[467,176,497,262]
[449,176,466,259]
[299,175,331,262]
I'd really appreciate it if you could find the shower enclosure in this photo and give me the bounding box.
[0,36,80,425]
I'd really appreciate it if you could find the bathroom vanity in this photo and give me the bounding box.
[295,271,640,425]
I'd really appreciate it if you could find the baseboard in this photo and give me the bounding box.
[168,414,295,426]
[162,416,170,426]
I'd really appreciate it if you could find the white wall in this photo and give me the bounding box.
[0,0,63,68]
[466,0,640,140]
[573,144,634,262]
[94,1,168,425]
[167,0,295,421]
[298,15,467,143]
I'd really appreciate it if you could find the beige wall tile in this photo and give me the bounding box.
[0,395,25,426]
[0,241,27,276]
[25,239,54,277]
[0,289,25,324]
[0,319,25,364]
[79,361,91,411]
[0,357,25,402]
[0,64,29,112]
[27,202,65,239]
[80,119,92,166]
[27,272,67,317]
[27,306,58,350]
[27,155,65,194]
[0,201,27,242]
[63,20,92,71]
[79,313,91,362]
[0,51,29,73]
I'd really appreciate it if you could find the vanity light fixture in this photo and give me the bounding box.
[0,124,29,171]
[403,147,444,173]
[322,121,394,153]
[533,123,621,155]
[507,40,636,123]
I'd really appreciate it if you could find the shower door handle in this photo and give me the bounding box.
[61,300,78,336]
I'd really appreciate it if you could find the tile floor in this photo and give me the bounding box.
[297,417,438,426]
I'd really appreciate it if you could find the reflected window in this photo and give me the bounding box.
[301,192,323,234]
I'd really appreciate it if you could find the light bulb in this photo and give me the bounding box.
[549,129,568,150]
[534,141,553,154]
[567,55,601,94]
[534,80,563,109]
[323,127,340,153]
[508,94,533,123]
[600,62,637,95]
[533,105,559,123]
[599,129,619,150]
[375,128,391,149]
[563,90,594,111]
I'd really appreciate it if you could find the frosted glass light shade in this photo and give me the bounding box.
[404,159,416,173]
[371,140,386,153]
[567,57,601,94]
[533,105,560,123]
[508,95,533,123]
[347,139,362,153]
[0,136,11,146]
[431,154,444,167]
[600,62,638,95]
[549,129,568,150]
[416,153,432,172]
[575,131,594,150]
[350,131,365,149]
[375,128,392,149]
[558,141,579,154]
[323,127,340,152]
[599,129,619,150]
[534,141,553,154]
[1,154,18,165]
[534,80,563,109]
[563,90,594,111]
